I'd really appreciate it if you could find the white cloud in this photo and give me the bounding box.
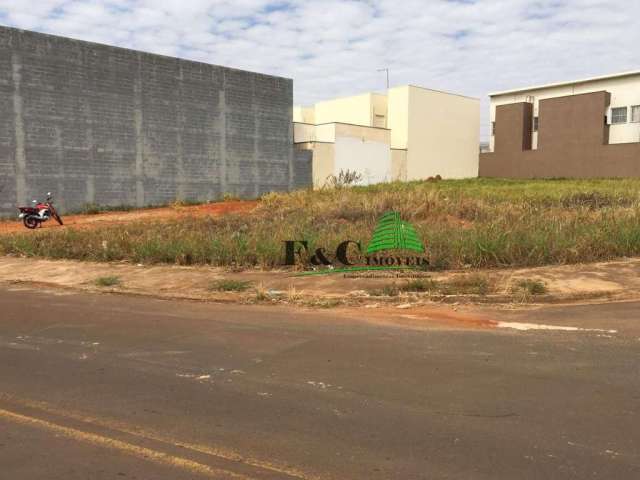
[0,0,639,140]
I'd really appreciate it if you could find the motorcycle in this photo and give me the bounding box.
[18,193,64,229]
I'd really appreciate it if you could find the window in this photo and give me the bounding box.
[533,117,539,132]
[491,122,496,136]
[611,107,628,124]
[373,114,386,128]
[632,105,640,123]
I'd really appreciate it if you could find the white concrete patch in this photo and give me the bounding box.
[306,381,343,391]
[307,381,330,390]
[604,449,622,457]
[396,304,414,310]
[176,373,214,383]
[497,322,617,334]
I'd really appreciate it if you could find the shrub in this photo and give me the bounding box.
[401,279,439,292]
[438,275,491,296]
[95,276,121,287]
[324,170,364,189]
[209,279,252,292]
[513,279,547,296]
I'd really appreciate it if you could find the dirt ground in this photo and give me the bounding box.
[1,256,639,308]
[0,200,258,234]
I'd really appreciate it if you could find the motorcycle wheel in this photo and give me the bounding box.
[23,216,39,229]
[53,212,64,225]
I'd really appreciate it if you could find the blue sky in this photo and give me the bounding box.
[1,0,639,140]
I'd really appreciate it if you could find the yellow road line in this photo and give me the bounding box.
[0,408,251,480]
[0,394,318,480]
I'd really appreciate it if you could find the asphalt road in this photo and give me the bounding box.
[1,287,639,479]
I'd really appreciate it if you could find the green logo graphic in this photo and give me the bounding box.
[366,211,425,255]
[284,211,429,276]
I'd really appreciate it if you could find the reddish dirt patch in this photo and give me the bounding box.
[337,305,499,330]
[0,201,258,234]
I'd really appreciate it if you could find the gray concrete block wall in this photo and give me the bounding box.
[0,25,310,215]
[292,150,313,190]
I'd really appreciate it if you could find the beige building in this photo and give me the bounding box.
[294,86,480,187]
[488,70,640,152]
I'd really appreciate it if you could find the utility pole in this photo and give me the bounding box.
[377,68,389,90]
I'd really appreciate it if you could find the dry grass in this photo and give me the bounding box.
[2,178,640,270]
[510,278,548,302]
[513,279,548,295]
[209,279,253,292]
[94,276,121,287]
[368,275,493,297]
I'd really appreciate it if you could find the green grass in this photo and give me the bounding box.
[402,279,439,292]
[209,279,253,292]
[513,279,548,296]
[437,274,491,295]
[369,275,492,297]
[74,198,210,215]
[77,204,139,215]
[95,276,121,287]
[2,178,640,270]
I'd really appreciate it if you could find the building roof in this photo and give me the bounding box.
[296,84,478,109]
[490,70,640,97]
[406,85,479,101]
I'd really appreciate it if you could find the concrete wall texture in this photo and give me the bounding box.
[479,91,640,178]
[0,25,311,215]
[333,126,392,185]
[402,86,480,180]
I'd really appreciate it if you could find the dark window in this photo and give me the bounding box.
[491,122,496,136]
[533,117,539,132]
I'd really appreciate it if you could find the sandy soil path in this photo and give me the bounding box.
[1,256,639,308]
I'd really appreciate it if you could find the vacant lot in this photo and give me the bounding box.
[1,178,640,270]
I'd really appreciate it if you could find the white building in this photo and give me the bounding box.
[488,70,640,152]
[294,85,480,187]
